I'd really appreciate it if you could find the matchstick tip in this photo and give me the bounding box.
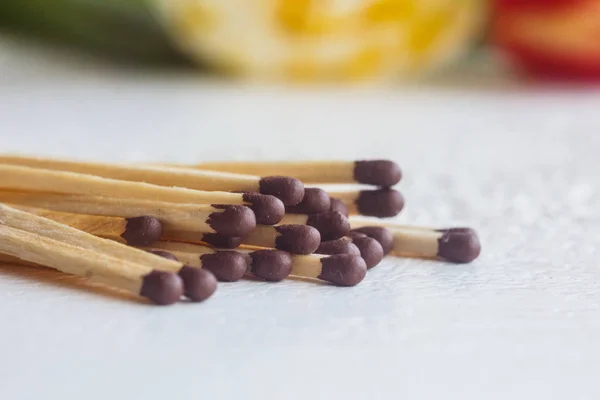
[140,270,184,305]
[209,205,256,236]
[178,267,218,302]
[319,254,367,286]
[259,176,305,206]
[285,188,331,214]
[356,189,404,218]
[122,216,163,246]
[354,160,402,187]
[201,234,243,249]
[242,193,285,225]
[306,211,351,241]
[200,251,249,282]
[350,227,393,255]
[351,236,384,269]
[436,228,481,263]
[274,225,321,255]
[147,250,179,261]
[329,197,349,217]
[316,238,361,256]
[249,250,293,282]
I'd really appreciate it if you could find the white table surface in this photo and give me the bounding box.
[1,40,600,400]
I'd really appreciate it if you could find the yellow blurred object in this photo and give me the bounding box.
[156,0,485,82]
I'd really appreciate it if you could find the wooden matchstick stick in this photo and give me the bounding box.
[141,241,248,282]
[278,210,350,241]
[228,224,321,255]
[0,155,305,206]
[326,189,405,218]
[0,204,217,301]
[145,241,294,282]
[185,160,402,187]
[349,223,481,264]
[0,164,284,225]
[14,206,163,246]
[0,224,184,305]
[250,251,367,286]
[0,193,256,237]
[316,235,384,269]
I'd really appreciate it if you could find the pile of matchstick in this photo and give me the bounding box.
[0,156,480,305]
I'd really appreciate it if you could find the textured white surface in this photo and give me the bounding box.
[1,43,600,399]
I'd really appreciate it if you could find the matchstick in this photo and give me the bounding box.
[0,193,256,237]
[0,224,184,305]
[0,204,217,302]
[207,225,321,255]
[0,164,284,225]
[0,155,305,206]
[160,231,245,249]
[141,241,248,282]
[351,225,481,263]
[278,210,350,241]
[326,189,405,218]
[316,235,384,269]
[187,160,402,187]
[14,206,163,246]
[148,242,297,283]
[285,188,331,214]
[286,253,367,286]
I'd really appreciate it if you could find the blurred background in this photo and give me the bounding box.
[1,0,599,84]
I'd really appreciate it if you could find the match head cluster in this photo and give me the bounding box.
[0,156,481,306]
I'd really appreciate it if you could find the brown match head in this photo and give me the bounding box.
[351,227,393,255]
[146,250,179,262]
[209,205,256,236]
[329,197,349,217]
[201,234,243,249]
[178,266,218,302]
[121,216,163,246]
[354,160,402,187]
[274,225,321,255]
[318,254,367,286]
[200,251,248,282]
[249,249,293,281]
[259,176,305,206]
[351,236,384,269]
[242,192,285,225]
[285,188,331,214]
[316,238,361,256]
[436,228,481,263]
[140,270,184,305]
[356,189,404,218]
[306,211,350,241]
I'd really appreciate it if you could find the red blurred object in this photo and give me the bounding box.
[492,0,600,80]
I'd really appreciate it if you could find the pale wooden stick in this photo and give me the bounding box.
[0,155,304,205]
[278,211,350,241]
[0,203,181,271]
[238,224,321,255]
[141,241,249,282]
[326,188,404,218]
[0,163,247,205]
[349,220,481,264]
[0,224,186,304]
[288,253,367,286]
[0,192,255,236]
[12,205,162,246]
[0,204,216,302]
[183,160,401,187]
[349,216,434,231]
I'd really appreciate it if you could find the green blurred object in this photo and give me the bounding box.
[0,0,184,64]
